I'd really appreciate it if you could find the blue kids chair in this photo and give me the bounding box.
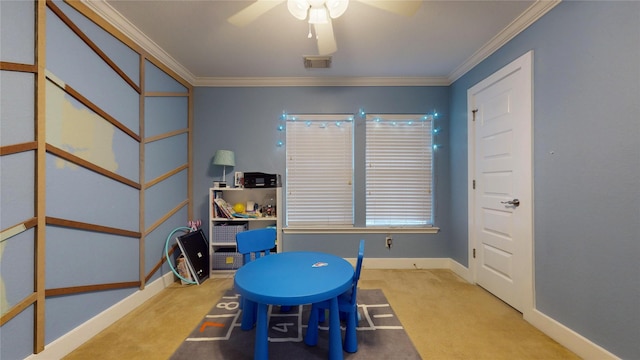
[235,227,277,330]
[236,227,276,265]
[305,239,365,353]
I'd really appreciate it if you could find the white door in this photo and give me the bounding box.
[468,51,533,313]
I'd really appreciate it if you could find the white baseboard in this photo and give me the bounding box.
[525,309,619,360]
[360,258,618,360]
[26,260,618,360]
[447,258,473,283]
[353,257,472,283]
[26,272,176,360]
[358,257,451,270]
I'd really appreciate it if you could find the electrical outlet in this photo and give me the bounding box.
[385,236,392,248]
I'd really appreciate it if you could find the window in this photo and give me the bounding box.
[285,114,354,226]
[285,113,434,229]
[366,114,433,226]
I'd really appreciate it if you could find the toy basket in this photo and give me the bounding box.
[213,223,247,243]
[212,249,243,270]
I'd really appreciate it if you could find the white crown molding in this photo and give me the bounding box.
[447,0,561,83]
[193,76,450,87]
[83,0,559,87]
[79,1,449,87]
[81,0,197,85]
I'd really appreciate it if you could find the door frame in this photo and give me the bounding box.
[467,50,534,315]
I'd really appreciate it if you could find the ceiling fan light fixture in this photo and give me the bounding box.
[287,0,349,22]
[308,7,329,24]
[287,0,309,20]
[288,0,343,55]
[326,0,349,18]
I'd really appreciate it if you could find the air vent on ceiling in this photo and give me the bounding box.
[304,56,332,69]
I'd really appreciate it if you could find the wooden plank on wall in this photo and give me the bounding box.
[46,144,141,190]
[45,74,141,143]
[145,163,188,189]
[187,87,193,221]
[64,1,191,90]
[46,217,141,238]
[139,56,146,290]
[0,142,37,156]
[47,0,141,94]
[0,293,38,327]
[144,199,189,235]
[36,0,47,352]
[144,129,188,144]
[145,243,178,283]
[144,92,188,97]
[62,0,144,58]
[0,218,37,241]
[0,61,37,72]
[45,282,140,297]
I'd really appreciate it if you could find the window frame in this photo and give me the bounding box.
[365,114,435,227]
[285,114,355,228]
[283,113,439,234]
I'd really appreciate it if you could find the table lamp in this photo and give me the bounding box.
[212,150,235,187]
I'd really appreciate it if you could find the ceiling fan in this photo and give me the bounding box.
[228,0,422,55]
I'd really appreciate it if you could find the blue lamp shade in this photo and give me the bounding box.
[213,150,235,167]
[213,150,235,183]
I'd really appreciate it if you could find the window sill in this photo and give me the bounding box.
[283,226,440,234]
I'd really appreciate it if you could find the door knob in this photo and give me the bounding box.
[501,199,520,207]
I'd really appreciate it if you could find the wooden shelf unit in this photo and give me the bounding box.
[208,187,282,275]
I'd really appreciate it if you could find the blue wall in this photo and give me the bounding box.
[1,1,191,358]
[43,1,142,345]
[193,86,450,258]
[2,2,41,359]
[449,2,640,358]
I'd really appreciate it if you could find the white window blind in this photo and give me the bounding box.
[366,114,433,226]
[286,115,354,226]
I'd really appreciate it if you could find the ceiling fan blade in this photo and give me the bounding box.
[228,0,285,27]
[314,20,337,55]
[357,0,422,16]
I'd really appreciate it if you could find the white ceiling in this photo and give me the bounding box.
[85,1,558,86]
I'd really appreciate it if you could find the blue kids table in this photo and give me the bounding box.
[234,251,355,360]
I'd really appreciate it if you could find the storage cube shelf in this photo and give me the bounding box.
[209,187,282,276]
[213,223,248,243]
[212,250,243,270]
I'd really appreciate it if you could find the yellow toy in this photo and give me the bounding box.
[233,203,246,213]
